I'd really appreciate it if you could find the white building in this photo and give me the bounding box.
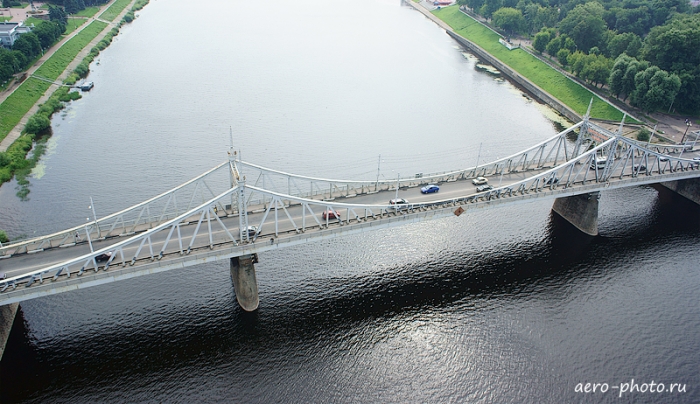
[0,22,32,49]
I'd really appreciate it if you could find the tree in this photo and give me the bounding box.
[24,114,51,135]
[557,48,571,66]
[492,7,525,36]
[642,14,700,113]
[630,66,681,113]
[12,33,42,60]
[49,5,67,25]
[532,29,551,53]
[621,58,649,101]
[609,54,635,99]
[559,2,607,53]
[642,15,700,72]
[32,21,65,49]
[607,32,642,59]
[479,0,503,18]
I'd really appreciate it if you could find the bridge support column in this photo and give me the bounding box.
[0,302,18,362]
[552,192,600,236]
[230,254,259,311]
[659,178,700,206]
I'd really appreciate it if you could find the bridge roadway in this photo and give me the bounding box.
[1,118,700,305]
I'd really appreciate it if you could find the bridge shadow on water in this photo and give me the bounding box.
[1,189,699,402]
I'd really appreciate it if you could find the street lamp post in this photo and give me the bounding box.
[395,172,400,202]
[681,119,692,144]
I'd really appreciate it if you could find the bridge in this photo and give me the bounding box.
[1,110,700,311]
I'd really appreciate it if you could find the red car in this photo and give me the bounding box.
[322,209,340,220]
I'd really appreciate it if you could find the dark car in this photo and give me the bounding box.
[95,251,114,262]
[633,164,646,171]
[420,184,439,194]
[322,209,340,220]
[476,184,493,192]
[545,177,559,185]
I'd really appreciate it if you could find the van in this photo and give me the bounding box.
[590,155,608,169]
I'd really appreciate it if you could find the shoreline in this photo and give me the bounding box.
[406,1,689,143]
[0,0,145,364]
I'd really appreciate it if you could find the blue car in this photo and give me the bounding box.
[421,184,440,194]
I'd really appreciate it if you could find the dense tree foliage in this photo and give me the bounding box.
[460,0,700,114]
[630,66,681,113]
[492,7,525,36]
[559,2,608,53]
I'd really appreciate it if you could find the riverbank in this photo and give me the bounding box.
[0,0,148,363]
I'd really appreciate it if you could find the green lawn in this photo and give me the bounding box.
[75,6,101,18]
[0,79,52,143]
[64,18,88,35]
[35,21,107,80]
[0,16,10,22]
[99,0,132,22]
[433,6,624,121]
[0,20,107,143]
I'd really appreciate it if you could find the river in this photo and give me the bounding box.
[0,0,698,402]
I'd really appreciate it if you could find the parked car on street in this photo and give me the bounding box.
[472,177,488,185]
[420,184,440,194]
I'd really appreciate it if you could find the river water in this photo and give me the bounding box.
[1,0,698,402]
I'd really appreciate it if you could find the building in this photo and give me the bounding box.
[0,21,33,49]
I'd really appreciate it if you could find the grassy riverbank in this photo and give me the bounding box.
[433,6,624,122]
[0,0,146,203]
[0,21,107,144]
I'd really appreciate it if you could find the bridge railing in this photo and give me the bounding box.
[236,121,588,203]
[0,161,234,258]
[3,130,700,295]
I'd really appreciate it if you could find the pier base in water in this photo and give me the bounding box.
[230,254,259,311]
[0,302,18,362]
[552,192,600,236]
[660,178,700,206]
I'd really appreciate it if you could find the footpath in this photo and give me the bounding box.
[0,0,137,152]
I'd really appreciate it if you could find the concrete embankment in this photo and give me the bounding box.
[405,1,581,123]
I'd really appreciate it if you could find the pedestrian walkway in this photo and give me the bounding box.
[0,0,137,152]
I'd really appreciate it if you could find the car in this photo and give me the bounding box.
[545,177,559,185]
[420,184,440,194]
[389,198,409,205]
[95,251,114,262]
[633,164,646,171]
[245,225,257,237]
[476,184,493,192]
[659,156,669,162]
[590,156,608,169]
[322,209,340,220]
[472,177,488,185]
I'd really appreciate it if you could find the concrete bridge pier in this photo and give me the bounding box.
[0,302,19,362]
[230,254,260,311]
[551,192,600,236]
[660,178,700,206]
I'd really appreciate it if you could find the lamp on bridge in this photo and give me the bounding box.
[681,119,692,144]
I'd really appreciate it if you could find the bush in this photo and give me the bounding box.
[637,128,651,142]
[24,114,51,134]
[0,230,8,243]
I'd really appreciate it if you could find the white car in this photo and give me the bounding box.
[472,177,488,185]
